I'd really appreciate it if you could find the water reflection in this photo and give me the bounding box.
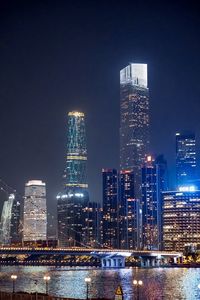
[1,266,200,299]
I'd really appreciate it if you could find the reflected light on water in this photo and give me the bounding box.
[1,266,200,299]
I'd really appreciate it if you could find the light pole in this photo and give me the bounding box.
[11,275,17,293]
[43,275,51,295]
[85,277,91,299]
[133,279,143,300]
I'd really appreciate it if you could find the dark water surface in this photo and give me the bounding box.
[1,266,200,299]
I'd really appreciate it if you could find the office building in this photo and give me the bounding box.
[102,169,118,248]
[119,170,139,249]
[141,155,167,250]
[120,63,150,198]
[57,111,90,247]
[23,180,47,243]
[163,188,200,252]
[176,132,196,187]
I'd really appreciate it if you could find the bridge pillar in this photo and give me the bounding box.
[173,257,177,264]
[101,256,125,268]
[151,258,155,267]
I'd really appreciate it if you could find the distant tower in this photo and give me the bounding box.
[102,169,118,248]
[176,132,196,187]
[120,63,150,198]
[57,111,89,247]
[23,180,47,244]
[141,155,167,250]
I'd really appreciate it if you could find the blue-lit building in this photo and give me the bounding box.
[162,187,200,252]
[141,155,167,250]
[64,111,88,191]
[119,170,139,249]
[102,169,118,248]
[120,63,150,198]
[57,111,90,247]
[176,132,196,187]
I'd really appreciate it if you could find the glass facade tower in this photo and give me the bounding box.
[176,133,196,187]
[64,111,88,190]
[120,63,150,198]
[141,156,167,250]
[57,111,89,247]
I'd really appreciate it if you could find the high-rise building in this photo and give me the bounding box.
[118,170,139,249]
[57,111,90,247]
[63,111,88,190]
[120,63,150,198]
[102,169,118,248]
[176,132,196,187]
[0,193,21,245]
[23,180,47,243]
[162,188,200,252]
[141,155,167,250]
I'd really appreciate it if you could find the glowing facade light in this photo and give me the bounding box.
[178,186,196,192]
[120,63,150,199]
[176,133,196,186]
[23,180,47,242]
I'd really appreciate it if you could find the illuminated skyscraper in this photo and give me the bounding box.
[120,63,150,198]
[141,156,167,250]
[119,170,139,249]
[176,133,196,187]
[102,169,118,248]
[23,180,47,243]
[57,111,89,247]
[63,111,88,190]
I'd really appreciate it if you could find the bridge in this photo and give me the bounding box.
[0,247,182,268]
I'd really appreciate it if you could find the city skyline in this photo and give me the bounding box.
[0,1,200,215]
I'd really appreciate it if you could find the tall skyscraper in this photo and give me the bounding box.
[23,180,47,244]
[120,63,150,198]
[63,111,88,190]
[141,155,167,250]
[57,111,89,247]
[163,188,200,252]
[102,169,118,248]
[176,133,196,187]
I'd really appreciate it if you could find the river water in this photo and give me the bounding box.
[0,266,200,299]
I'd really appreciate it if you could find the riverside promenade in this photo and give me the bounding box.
[0,292,111,300]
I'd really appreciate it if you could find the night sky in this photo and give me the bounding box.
[0,0,200,220]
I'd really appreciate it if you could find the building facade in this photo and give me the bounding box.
[0,193,21,245]
[102,169,118,248]
[119,170,139,249]
[120,63,150,198]
[141,155,167,250]
[63,111,88,190]
[57,111,90,247]
[176,133,196,187]
[163,189,200,252]
[23,180,47,243]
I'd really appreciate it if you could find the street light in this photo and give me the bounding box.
[43,275,51,295]
[11,275,17,293]
[85,277,91,299]
[133,279,143,300]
